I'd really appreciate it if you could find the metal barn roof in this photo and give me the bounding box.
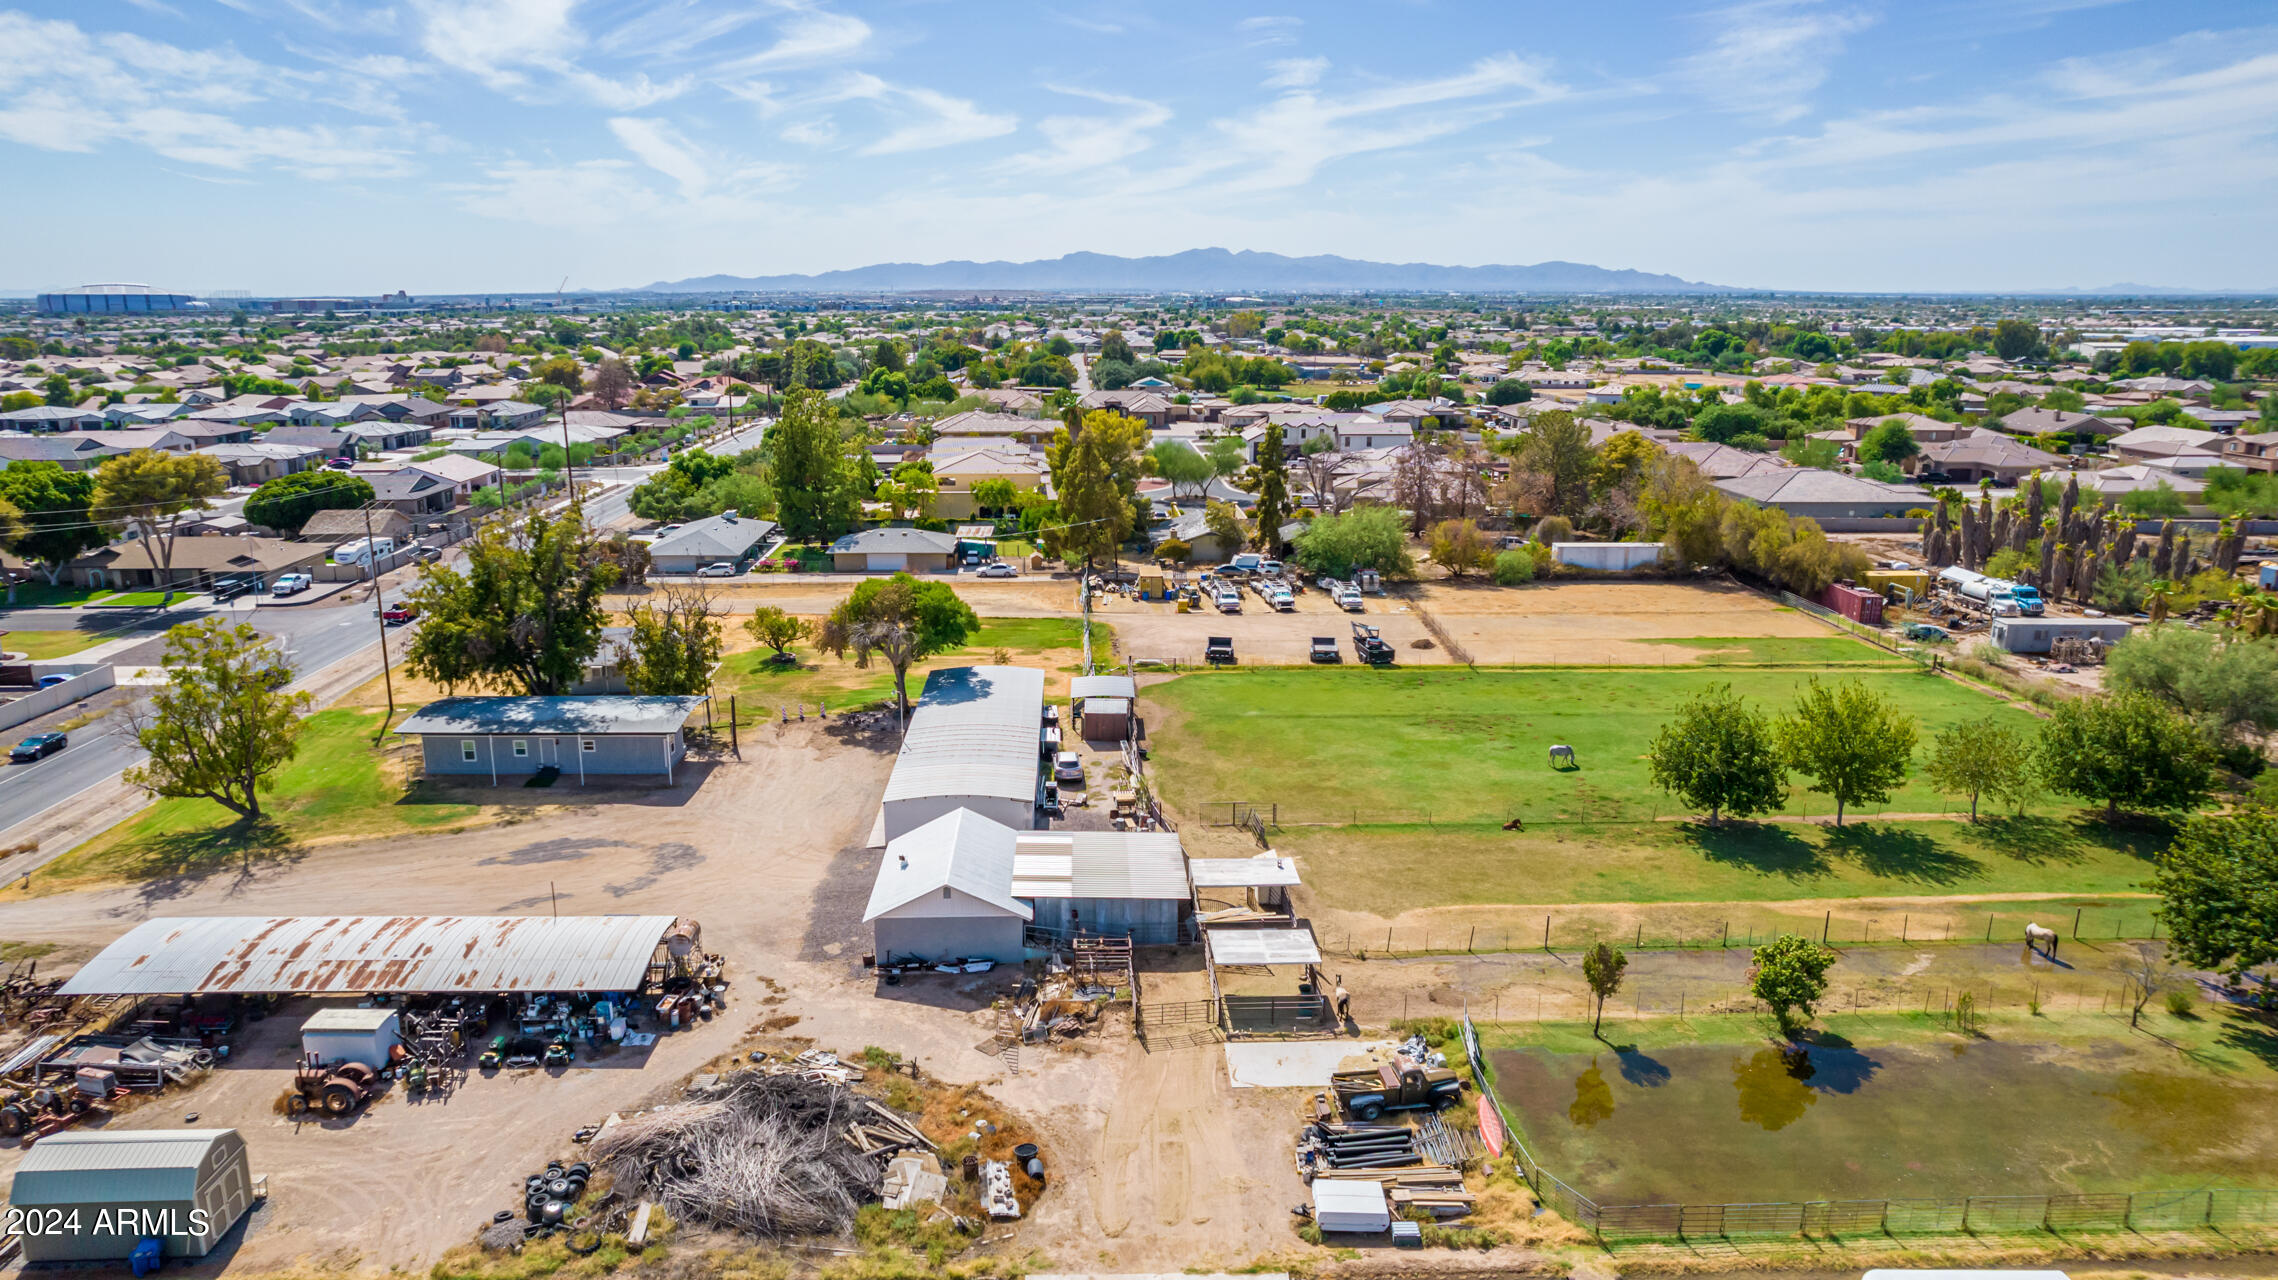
[1187,855,1302,888]
[58,915,681,996]
[1007,831,1189,900]
[395,696,704,737]
[882,666,1045,806]
[1206,926,1321,967]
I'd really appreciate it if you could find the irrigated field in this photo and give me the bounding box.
[1149,666,2042,826]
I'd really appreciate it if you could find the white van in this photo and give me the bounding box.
[332,537,397,568]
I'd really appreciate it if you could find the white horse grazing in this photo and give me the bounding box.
[1549,744,1577,769]
[2025,922,2059,959]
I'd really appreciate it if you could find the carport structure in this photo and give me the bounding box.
[57,915,690,997]
[1202,923,1333,1038]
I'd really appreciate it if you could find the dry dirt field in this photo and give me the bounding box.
[1093,578,1831,666]
[0,718,1301,1275]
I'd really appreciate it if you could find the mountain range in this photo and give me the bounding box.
[633,248,1739,295]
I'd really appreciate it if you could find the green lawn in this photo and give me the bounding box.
[87,591,184,608]
[1276,817,2164,915]
[1150,666,2043,826]
[0,584,116,609]
[0,629,114,660]
[717,617,1095,719]
[1637,636,1909,666]
[37,707,485,889]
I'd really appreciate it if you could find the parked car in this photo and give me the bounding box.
[977,562,1018,578]
[323,457,355,471]
[1310,636,1343,663]
[35,674,69,689]
[211,574,261,602]
[697,562,740,577]
[1053,751,1085,784]
[382,601,418,624]
[270,573,314,597]
[406,545,442,564]
[9,733,65,763]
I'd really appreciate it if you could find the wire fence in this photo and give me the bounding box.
[1202,793,2053,827]
[1461,1013,2278,1244]
[1318,901,2167,960]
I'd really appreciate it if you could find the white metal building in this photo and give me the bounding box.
[1988,617,2134,655]
[880,666,1044,840]
[864,810,1033,964]
[1550,541,1667,572]
[300,1006,402,1069]
[9,1130,255,1261]
[1012,830,1191,944]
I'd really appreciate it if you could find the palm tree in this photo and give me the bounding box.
[2146,578,2174,625]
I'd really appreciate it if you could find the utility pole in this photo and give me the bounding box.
[362,503,396,736]
[558,399,578,523]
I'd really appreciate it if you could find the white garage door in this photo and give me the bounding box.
[869,553,907,571]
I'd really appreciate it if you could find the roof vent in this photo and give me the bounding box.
[897,854,907,869]
[722,509,737,522]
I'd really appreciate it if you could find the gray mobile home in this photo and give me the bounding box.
[396,695,706,784]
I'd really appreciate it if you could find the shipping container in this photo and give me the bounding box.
[1818,580,1885,625]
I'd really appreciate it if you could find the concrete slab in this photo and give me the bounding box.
[1223,1039,1393,1089]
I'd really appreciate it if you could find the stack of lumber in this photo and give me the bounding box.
[1311,1166,1475,1219]
[843,1099,936,1158]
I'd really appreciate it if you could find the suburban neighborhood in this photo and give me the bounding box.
[1,3,2277,1280]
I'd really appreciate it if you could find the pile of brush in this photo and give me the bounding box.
[592,1070,883,1237]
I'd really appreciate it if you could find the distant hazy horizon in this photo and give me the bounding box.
[3,0,2274,296]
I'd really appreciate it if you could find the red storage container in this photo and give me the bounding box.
[1818,581,1885,625]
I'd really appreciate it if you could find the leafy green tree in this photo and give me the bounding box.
[1428,518,1494,577]
[1502,410,1596,521]
[1253,423,1290,552]
[1749,934,1837,1039]
[770,389,861,538]
[0,462,92,585]
[404,508,617,695]
[619,586,723,696]
[1486,379,1533,405]
[2036,690,2214,821]
[1290,506,1414,578]
[1043,410,1144,568]
[969,478,1018,516]
[2153,811,2278,994]
[1992,318,2042,362]
[1647,682,1788,823]
[1149,440,1215,499]
[2106,627,2278,743]
[90,449,229,602]
[1780,677,1918,825]
[1582,942,1627,1039]
[744,605,810,660]
[1203,499,1248,554]
[815,573,978,725]
[1857,419,1920,467]
[244,470,374,536]
[1923,714,2035,822]
[122,619,312,829]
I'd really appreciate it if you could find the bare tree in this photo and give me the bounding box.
[2121,942,2176,1029]
[1296,437,1349,516]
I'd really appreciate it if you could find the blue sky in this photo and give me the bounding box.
[3,0,2275,295]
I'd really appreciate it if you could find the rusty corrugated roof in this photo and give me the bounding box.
[57,915,682,996]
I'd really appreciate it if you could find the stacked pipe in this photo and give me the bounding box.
[1299,1120,1421,1173]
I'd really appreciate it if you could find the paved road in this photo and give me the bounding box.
[0,584,431,839]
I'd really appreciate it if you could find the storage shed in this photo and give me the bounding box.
[300,1006,401,1070]
[9,1129,256,1261]
[864,810,1033,965]
[881,666,1044,840]
[1550,541,1666,572]
[1988,617,2134,655]
[1011,830,1192,944]
[1068,674,1137,742]
[1311,1177,1390,1234]
[396,695,706,784]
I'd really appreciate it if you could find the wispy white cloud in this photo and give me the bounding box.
[1236,15,1301,47]
[1263,57,1328,89]
[995,85,1171,176]
[780,118,838,147]
[1675,0,1875,123]
[121,0,187,20]
[718,9,872,73]
[805,73,1016,156]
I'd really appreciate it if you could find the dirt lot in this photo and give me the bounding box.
[0,712,1306,1275]
[615,575,1079,617]
[1094,578,1833,666]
